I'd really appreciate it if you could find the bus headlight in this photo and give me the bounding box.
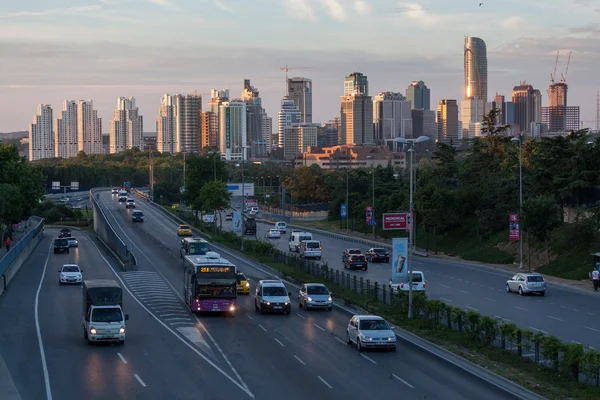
[229,305,235,311]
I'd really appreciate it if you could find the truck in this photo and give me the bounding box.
[244,217,257,235]
[123,181,132,193]
[82,280,129,345]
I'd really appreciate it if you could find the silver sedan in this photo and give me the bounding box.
[506,273,547,296]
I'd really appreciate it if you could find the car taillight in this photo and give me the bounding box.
[320,245,322,250]
[423,281,426,287]
[400,283,404,288]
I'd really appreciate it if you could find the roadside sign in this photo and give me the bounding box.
[368,219,378,227]
[70,181,79,190]
[509,214,520,241]
[383,213,407,230]
[365,206,373,224]
[52,181,60,190]
[340,203,347,218]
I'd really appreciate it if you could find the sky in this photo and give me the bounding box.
[1,0,599,133]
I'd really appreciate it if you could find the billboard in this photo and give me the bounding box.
[233,211,242,233]
[509,214,520,241]
[244,199,258,209]
[226,183,255,197]
[383,213,407,230]
[391,238,409,284]
[365,206,373,224]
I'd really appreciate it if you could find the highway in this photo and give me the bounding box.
[217,209,600,350]
[95,190,527,399]
[0,228,255,400]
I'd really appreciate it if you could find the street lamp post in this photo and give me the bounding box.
[345,165,349,233]
[208,151,221,181]
[394,136,430,319]
[367,155,375,239]
[511,136,524,269]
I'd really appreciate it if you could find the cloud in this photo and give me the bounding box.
[395,2,444,28]
[322,0,346,21]
[569,23,600,36]
[501,16,525,30]
[0,6,101,18]
[214,0,234,12]
[353,0,371,16]
[283,0,317,22]
[146,0,175,7]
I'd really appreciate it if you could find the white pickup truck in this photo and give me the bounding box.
[82,280,129,345]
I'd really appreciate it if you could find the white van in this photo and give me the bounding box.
[254,280,291,314]
[118,190,127,202]
[300,240,322,260]
[288,231,313,252]
[275,221,287,233]
[389,271,426,293]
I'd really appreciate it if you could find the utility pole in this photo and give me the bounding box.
[149,151,154,201]
[345,165,349,233]
[408,148,414,319]
[241,150,245,252]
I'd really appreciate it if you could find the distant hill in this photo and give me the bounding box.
[0,131,27,139]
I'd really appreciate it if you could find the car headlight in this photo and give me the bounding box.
[60,274,65,279]
[284,302,289,305]
[245,282,250,287]
[307,297,313,302]
[327,296,332,301]
[90,327,97,335]
[265,301,270,305]
[388,337,396,341]
[363,336,372,341]
[119,327,125,334]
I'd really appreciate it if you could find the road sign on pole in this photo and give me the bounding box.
[340,203,347,219]
[368,219,378,227]
[70,181,79,190]
[52,181,60,190]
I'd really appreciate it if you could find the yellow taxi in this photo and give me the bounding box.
[177,224,193,236]
[236,272,250,295]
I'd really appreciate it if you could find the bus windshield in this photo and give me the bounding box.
[196,285,235,298]
[188,241,209,255]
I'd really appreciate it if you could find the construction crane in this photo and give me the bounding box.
[550,51,560,84]
[560,51,572,83]
[280,65,315,81]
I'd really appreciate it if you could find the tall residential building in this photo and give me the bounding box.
[317,122,339,147]
[411,109,437,141]
[437,100,459,145]
[77,100,102,155]
[406,81,431,110]
[28,104,53,161]
[464,36,488,102]
[460,98,486,137]
[219,100,247,161]
[175,94,202,154]
[109,97,143,154]
[283,123,319,160]
[340,94,374,145]
[207,89,230,149]
[261,113,273,151]
[241,79,266,157]
[492,93,515,125]
[512,82,542,133]
[287,77,313,123]
[278,96,301,147]
[373,92,412,143]
[344,72,368,96]
[201,111,218,149]
[54,100,78,158]
[156,94,176,154]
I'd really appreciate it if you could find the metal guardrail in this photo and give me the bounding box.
[90,188,136,270]
[0,217,44,290]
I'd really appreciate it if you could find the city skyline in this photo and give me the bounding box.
[1,0,599,132]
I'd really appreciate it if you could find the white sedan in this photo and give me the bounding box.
[59,264,83,284]
[266,229,281,239]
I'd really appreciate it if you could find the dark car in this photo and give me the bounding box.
[365,248,390,263]
[344,255,367,271]
[132,210,144,222]
[54,238,70,254]
[244,218,257,235]
[342,248,362,263]
[58,228,72,238]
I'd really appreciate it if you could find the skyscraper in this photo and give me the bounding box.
[156,94,176,154]
[545,82,569,131]
[373,92,412,142]
[201,111,218,149]
[344,72,368,96]
[207,89,230,149]
[28,104,53,161]
[340,94,374,145]
[464,36,488,102]
[406,81,431,110]
[492,93,515,125]
[278,96,301,148]
[77,100,102,155]
[287,77,313,123]
[437,100,459,145]
[175,94,202,154]
[283,123,319,160]
[262,113,273,150]
[241,79,266,157]
[219,100,247,161]
[54,100,78,158]
[411,109,437,141]
[109,97,143,153]
[512,82,542,133]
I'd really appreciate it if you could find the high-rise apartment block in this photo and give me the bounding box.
[340,94,374,145]
[287,77,313,123]
[406,81,430,110]
[278,96,301,148]
[262,113,273,150]
[344,72,368,96]
[77,100,103,155]
[411,109,437,141]
[512,82,542,133]
[242,79,266,157]
[206,89,230,149]
[317,122,339,147]
[175,94,202,154]
[109,97,143,153]
[437,100,459,145]
[54,100,78,158]
[201,111,218,149]
[28,104,53,161]
[283,123,319,160]
[219,100,247,161]
[156,94,176,154]
[464,36,488,102]
[373,92,412,143]
[492,93,515,125]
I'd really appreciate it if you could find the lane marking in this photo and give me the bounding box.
[246,314,253,320]
[589,312,595,316]
[573,309,580,312]
[547,315,563,322]
[391,374,414,388]
[334,337,347,345]
[514,306,528,311]
[440,297,453,303]
[464,281,470,284]
[438,284,450,288]
[296,313,306,320]
[117,353,128,364]
[134,374,147,387]
[530,327,548,334]
[313,323,325,331]
[360,354,377,364]
[572,340,582,344]
[560,305,567,309]
[584,326,600,333]
[274,338,285,347]
[98,197,253,395]
[294,355,306,365]
[87,236,255,398]
[318,376,332,389]
[34,241,54,400]
[459,290,469,294]
[258,324,268,332]
[484,297,496,302]
[466,306,479,312]
[494,315,511,322]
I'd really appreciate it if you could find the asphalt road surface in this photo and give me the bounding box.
[216,212,600,350]
[94,190,525,400]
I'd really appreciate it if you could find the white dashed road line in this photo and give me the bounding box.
[294,355,306,365]
[360,354,377,364]
[274,338,285,347]
[530,327,548,334]
[313,323,325,331]
[296,313,306,320]
[258,324,268,332]
[514,306,528,311]
[547,315,563,322]
[318,376,332,389]
[335,337,347,345]
[466,306,479,312]
[134,374,147,387]
[584,326,600,333]
[440,297,453,303]
[391,374,414,389]
[117,353,127,364]
[484,297,496,302]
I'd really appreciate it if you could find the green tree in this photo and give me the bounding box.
[522,195,563,264]
[198,181,231,231]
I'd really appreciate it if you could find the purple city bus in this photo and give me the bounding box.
[183,254,238,314]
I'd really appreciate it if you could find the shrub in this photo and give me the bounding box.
[541,335,563,371]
